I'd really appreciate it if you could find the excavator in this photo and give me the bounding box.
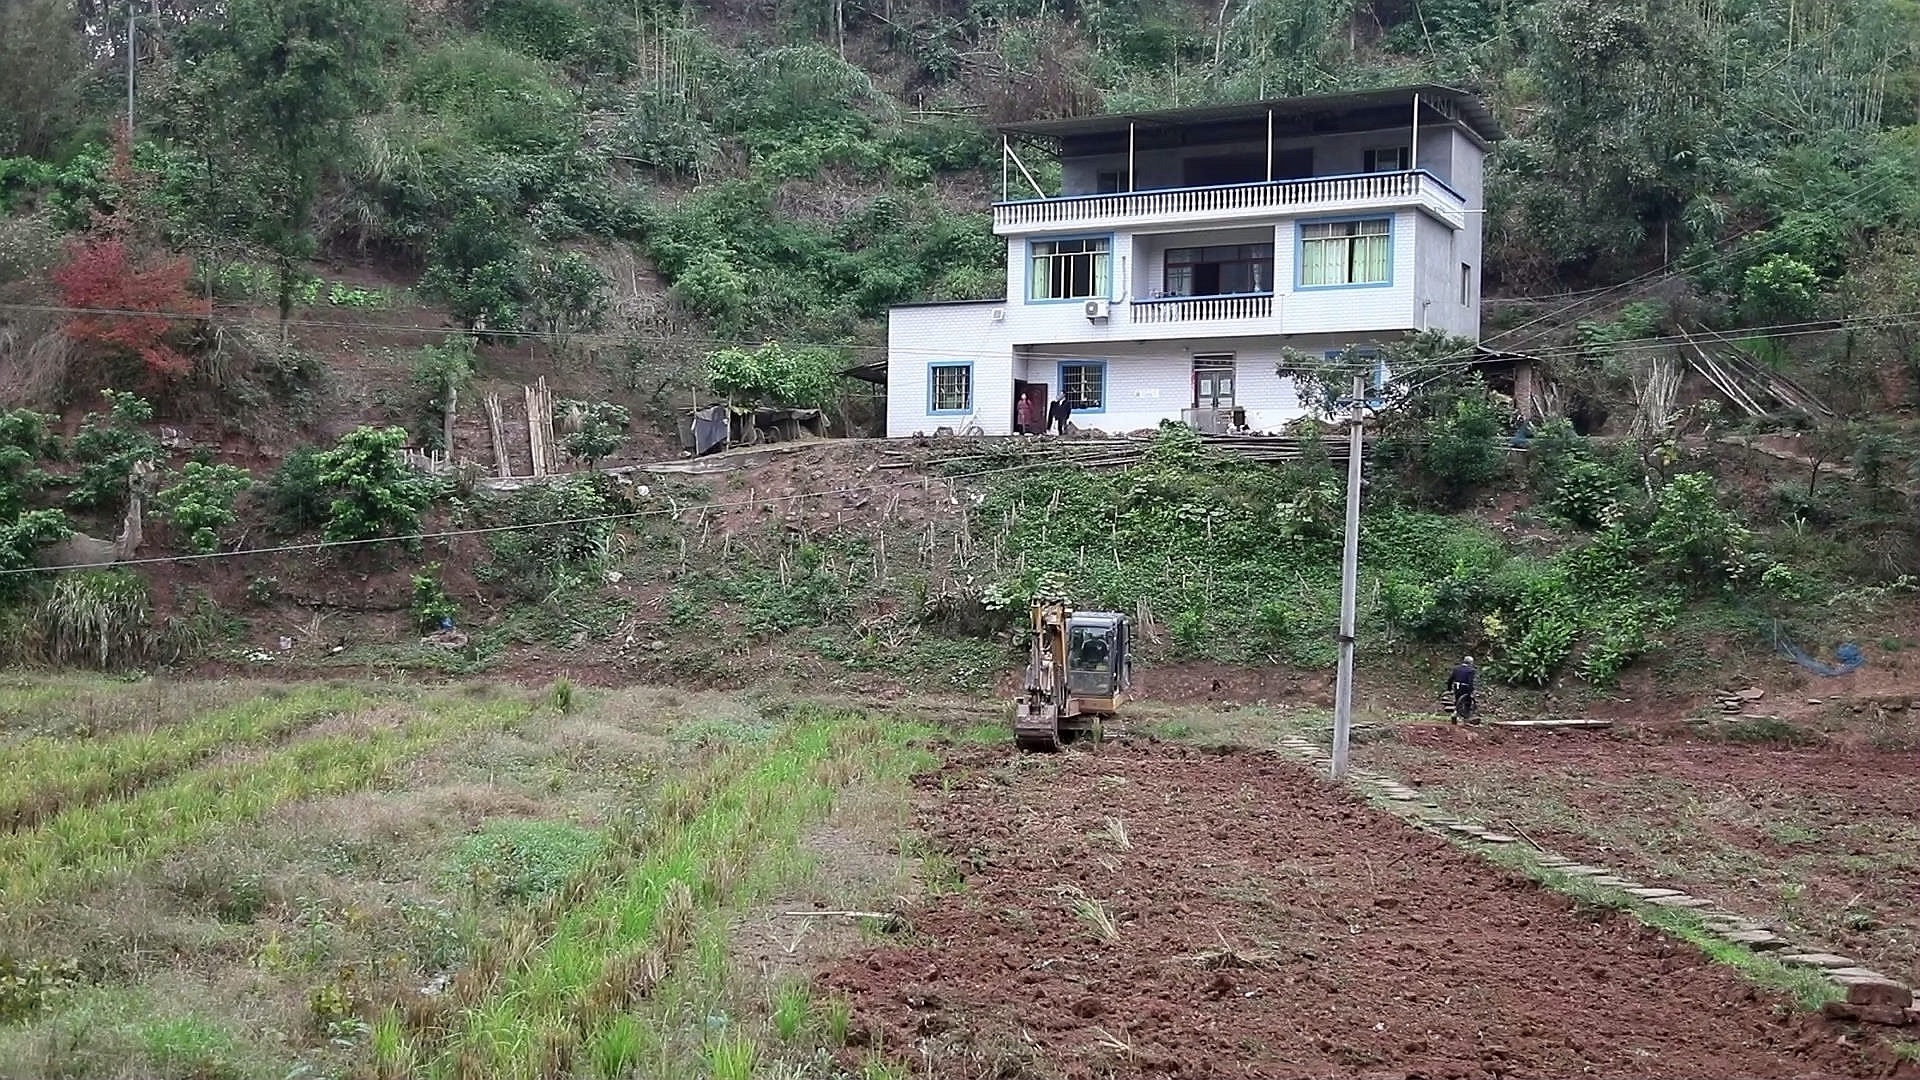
[1013,601,1133,751]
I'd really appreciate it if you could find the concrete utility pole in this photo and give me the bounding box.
[127,10,136,135]
[1331,373,1365,780]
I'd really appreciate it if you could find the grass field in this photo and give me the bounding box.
[0,676,998,1080]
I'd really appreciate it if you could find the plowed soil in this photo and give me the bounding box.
[823,742,1911,1080]
[1375,723,1920,983]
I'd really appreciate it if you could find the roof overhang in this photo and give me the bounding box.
[843,360,888,386]
[997,84,1503,150]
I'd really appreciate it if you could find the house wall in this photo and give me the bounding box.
[886,301,1016,437]
[1058,124,1470,195]
[1005,209,1423,340]
[883,319,1412,436]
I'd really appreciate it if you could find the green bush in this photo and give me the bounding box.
[556,399,631,467]
[264,447,331,533]
[155,463,252,554]
[67,391,158,512]
[310,427,433,543]
[411,339,478,450]
[479,474,614,599]
[411,564,459,630]
[704,342,847,409]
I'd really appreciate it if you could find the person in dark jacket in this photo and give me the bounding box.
[1448,655,1478,724]
[1047,394,1073,435]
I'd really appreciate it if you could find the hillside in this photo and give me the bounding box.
[0,0,1917,701]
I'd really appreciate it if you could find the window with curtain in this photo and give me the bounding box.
[930,364,972,412]
[1162,244,1273,296]
[1300,219,1391,286]
[1029,238,1112,300]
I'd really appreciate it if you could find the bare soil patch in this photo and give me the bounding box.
[1375,721,1920,985]
[822,742,1912,1080]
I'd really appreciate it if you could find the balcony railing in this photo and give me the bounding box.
[994,170,1467,233]
[1131,294,1274,324]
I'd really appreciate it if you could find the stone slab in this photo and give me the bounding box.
[1780,953,1856,969]
[1719,929,1786,949]
[1591,877,1638,888]
[1649,895,1714,909]
[1477,833,1518,844]
[1555,865,1607,876]
[1447,824,1488,835]
[1624,887,1683,899]
[1828,966,1892,981]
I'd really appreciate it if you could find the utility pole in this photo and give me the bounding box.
[1331,373,1365,780]
[126,8,137,135]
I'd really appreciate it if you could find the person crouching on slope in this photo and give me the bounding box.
[1448,655,1478,724]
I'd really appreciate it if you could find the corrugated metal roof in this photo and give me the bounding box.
[997,84,1503,144]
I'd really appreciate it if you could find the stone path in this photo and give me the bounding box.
[1273,734,1919,1027]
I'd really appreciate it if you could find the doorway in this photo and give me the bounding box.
[1013,380,1048,434]
[1192,355,1235,408]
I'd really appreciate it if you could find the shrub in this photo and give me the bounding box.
[263,447,331,533]
[67,390,158,511]
[526,252,609,349]
[411,565,459,630]
[40,569,154,668]
[155,462,252,554]
[310,427,433,543]
[410,339,477,450]
[556,399,631,468]
[479,474,614,599]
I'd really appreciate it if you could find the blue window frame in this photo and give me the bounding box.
[1026,233,1115,303]
[927,362,973,415]
[1296,215,1395,290]
[1058,360,1108,413]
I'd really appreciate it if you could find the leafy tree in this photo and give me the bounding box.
[704,342,847,408]
[527,253,610,350]
[156,463,253,554]
[1740,254,1821,324]
[67,392,160,512]
[50,127,208,382]
[0,0,84,158]
[421,199,527,334]
[0,409,61,519]
[184,0,400,328]
[310,426,432,542]
[410,339,478,450]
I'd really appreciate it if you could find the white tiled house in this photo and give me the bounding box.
[881,85,1503,437]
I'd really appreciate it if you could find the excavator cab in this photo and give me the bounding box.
[1014,602,1132,751]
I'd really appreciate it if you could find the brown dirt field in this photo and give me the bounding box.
[822,743,1915,1080]
[1373,721,1920,987]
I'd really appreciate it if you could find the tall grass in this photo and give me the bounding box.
[0,698,526,908]
[37,572,156,669]
[2,688,372,830]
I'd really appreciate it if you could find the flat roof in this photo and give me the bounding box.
[997,84,1503,144]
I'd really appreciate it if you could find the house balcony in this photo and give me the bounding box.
[1130,293,1274,324]
[993,169,1468,235]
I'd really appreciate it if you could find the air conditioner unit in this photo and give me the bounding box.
[1083,298,1110,321]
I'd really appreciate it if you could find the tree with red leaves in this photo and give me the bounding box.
[50,123,209,382]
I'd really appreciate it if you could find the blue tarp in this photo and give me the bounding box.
[1771,623,1865,677]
